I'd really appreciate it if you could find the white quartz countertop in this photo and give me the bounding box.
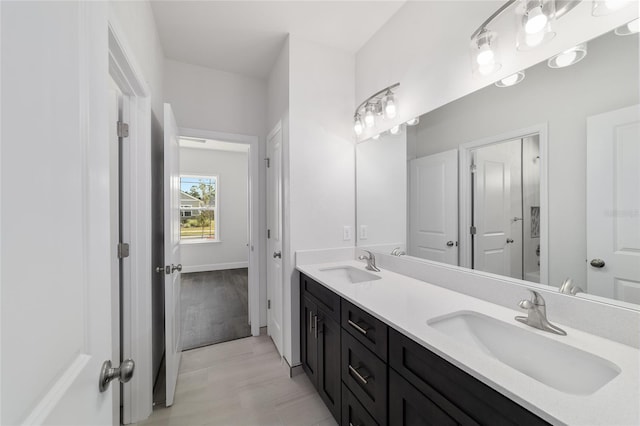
[297,260,640,426]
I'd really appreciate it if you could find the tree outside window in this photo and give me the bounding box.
[180,176,218,241]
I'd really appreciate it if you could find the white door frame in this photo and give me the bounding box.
[179,127,261,338]
[459,123,549,285]
[108,18,153,424]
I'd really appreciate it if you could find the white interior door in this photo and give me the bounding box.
[408,149,459,265]
[163,103,182,406]
[267,125,284,355]
[473,142,517,276]
[587,104,640,303]
[1,2,114,424]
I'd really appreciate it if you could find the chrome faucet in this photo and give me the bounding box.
[559,278,583,295]
[515,290,566,336]
[358,250,380,272]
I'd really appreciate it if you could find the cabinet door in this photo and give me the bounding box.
[318,310,341,422]
[301,296,318,385]
[389,369,458,426]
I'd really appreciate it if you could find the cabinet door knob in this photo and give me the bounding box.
[506,238,514,244]
[446,241,454,247]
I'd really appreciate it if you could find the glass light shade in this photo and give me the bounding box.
[615,18,640,35]
[390,125,401,135]
[548,43,588,68]
[354,114,364,136]
[516,0,556,51]
[470,29,501,77]
[592,0,630,16]
[384,93,397,119]
[372,133,381,140]
[364,104,376,128]
[406,117,420,126]
[495,71,526,87]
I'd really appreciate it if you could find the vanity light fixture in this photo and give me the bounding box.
[383,91,397,119]
[516,0,556,50]
[372,133,381,140]
[364,103,376,128]
[353,114,364,136]
[406,117,420,126]
[592,0,630,16]
[353,83,400,136]
[615,18,639,35]
[495,71,526,87]
[470,28,502,76]
[547,43,588,68]
[390,125,401,135]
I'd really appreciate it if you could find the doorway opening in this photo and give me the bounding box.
[178,139,252,350]
[460,124,548,285]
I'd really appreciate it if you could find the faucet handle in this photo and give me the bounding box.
[519,299,534,310]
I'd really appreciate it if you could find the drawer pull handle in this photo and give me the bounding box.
[314,315,318,339]
[309,311,314,334]
[348,319,369,335]
[348,364,370,385]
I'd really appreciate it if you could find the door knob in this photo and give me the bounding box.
[273,251,282,259]
[171,264,182,273]
[99,359,135,392]
[446,241,454,247]
[506,238,514,244]
[590,258,605,268]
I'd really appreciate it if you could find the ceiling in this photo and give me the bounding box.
[179,137,250,152]
[150,0,406,79]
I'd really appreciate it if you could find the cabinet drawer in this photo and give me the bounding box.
[342,300,388,361]
[342,384,378,426]
[389,369,458,426]
[301,273,341,322]
[342,330,387,425]
[389,329,549,426]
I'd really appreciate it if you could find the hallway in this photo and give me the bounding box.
[138,335,336,426]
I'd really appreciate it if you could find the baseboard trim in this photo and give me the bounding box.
[182,261,248,273]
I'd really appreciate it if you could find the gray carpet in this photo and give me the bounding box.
[180,268,251,351]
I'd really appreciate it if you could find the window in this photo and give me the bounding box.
[180,175,218,241]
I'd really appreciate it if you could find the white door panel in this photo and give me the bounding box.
[267,126,284,355]
[587,105,640,303]
[1,2,113,424]
[473,142,516,277]
[409,149,458,265]
[163,104,182,406]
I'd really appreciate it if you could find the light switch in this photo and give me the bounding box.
[359,225,368,240]
[343,226,352,241]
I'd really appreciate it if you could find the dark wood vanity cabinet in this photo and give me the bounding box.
[301,277,341,422]
[299,273,550,426]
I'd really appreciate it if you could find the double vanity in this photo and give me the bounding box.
[297,259,639,425]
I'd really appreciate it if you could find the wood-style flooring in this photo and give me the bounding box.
[181,269,251,350]
[137,335,337,426]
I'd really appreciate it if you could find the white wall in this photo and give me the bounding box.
[267,39,290,132]
[180,148,249,272]
[284,36,356,366]
[163,59,269,326]
[109,0,167,389]
[355,1,638,140]
[408,31,638,288]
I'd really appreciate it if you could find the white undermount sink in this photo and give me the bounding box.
[318,266,381,284]
[427,311,621,395]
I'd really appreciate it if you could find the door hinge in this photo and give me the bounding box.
[267,229,271,239]
[265,157,270,168]
[470,226,477,235]
[470,163,477,173]
[117,242,130,259]
[268,299,271,309]
[117,121,129,138]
